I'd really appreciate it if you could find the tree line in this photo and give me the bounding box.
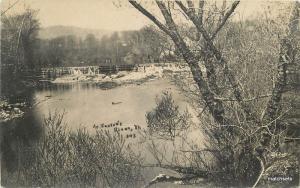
[35,26,177,67]
[1,9,178,69]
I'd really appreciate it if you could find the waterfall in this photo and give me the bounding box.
[73,69,83,75]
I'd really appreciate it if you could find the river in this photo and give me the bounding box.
[33,78,191,131]
[2,78,202,173]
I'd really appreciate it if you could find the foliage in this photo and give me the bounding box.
[2,112,143,187]
[146,92,191,139]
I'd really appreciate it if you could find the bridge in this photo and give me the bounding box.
[40,65,136,79]
[37,63,189,80]
[1,62,190,81]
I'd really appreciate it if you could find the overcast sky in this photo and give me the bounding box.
[0,0,291,31]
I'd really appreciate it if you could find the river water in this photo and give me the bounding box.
[2,78,202,173]
[33,79,191,131]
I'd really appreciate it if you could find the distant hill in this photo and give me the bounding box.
[38,25,113,39]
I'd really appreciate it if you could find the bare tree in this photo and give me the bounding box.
[129,0,299,187]
[1,8,40,69]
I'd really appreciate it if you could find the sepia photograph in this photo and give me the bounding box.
[0,0,299,187]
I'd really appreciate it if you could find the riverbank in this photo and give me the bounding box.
[0,100,26,123]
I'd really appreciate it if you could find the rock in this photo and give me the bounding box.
[97,81,119,90]
[110,74,118,79]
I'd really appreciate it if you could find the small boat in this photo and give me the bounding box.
[112,101,122,105]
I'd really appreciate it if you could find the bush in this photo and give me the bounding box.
[146,92,191,140]
[3,112,143,187]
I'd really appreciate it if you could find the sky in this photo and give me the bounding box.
[0,0,293,31]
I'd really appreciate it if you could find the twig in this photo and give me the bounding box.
[218,124,251,137]
[198,0,205,24]
[211,0,240,40]
[197,104,207,117]
[284,137,300,140]
[1,0,21,16]
[251,108,291,137]
[129,1,171,35]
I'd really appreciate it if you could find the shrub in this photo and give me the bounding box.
[3,112,143,187]
[146,92,191,140]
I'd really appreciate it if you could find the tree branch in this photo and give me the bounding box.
[186,0,196,15]
[175,0,254,122]
[264,1,299,124]
[198,0,205,24]
[251,156,265,188]
[211,0,240,40]
[131,0,230,125]
[1,0,21,16]
[215,94,272,102]
[180,149,219,153]
[156,1,174,28]
[144,173,201,188]
[128,1,171,35]
[143,163,210,176]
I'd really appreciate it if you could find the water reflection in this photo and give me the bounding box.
[1,102,43,173]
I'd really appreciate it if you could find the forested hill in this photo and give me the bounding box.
[38,25,112,39]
